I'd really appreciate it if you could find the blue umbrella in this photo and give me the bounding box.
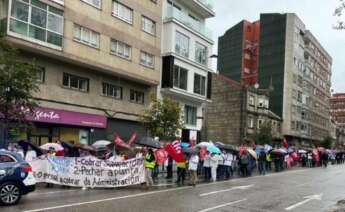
[207,145,221,154]
[181,142,190,148]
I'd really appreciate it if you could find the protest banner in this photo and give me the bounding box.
[31,156,145,188]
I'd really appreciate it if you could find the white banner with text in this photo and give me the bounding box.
[31,156,145,188]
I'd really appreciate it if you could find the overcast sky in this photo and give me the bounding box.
[207,0,345,93]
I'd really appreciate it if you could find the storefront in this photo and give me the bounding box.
[24,107,107,146]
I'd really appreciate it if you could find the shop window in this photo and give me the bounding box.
[102,82,122,99]
[130,90,144,104]
[111,39,131,59]
[112,1,133,24]
[9,0,64,47]
[173,65,188,90]
[185,105,197,126]
[141,16,155,35]
[194,73,206,96]
[63,73,89,92]
[73,24,100,48]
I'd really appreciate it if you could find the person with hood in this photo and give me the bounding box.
[210,153,221,182]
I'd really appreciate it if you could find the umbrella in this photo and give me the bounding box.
[255,146,264,155]
[247,148,257,160]
[184,147,199,153]
[92,140,111,147]
[40,143,64,151]
[271,148,287,155]
[318,147,326,153]
[288,147,294,154]
[298,150,307,154]
[180,142,190,148]
[264,144,273,153]
[135,137,161,149]
[197,142,212,147]
[17,140,43,157]
[207,145,221,154]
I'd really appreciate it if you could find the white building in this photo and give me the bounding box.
[160,0,215,142]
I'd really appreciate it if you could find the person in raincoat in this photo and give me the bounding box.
[144,148,156,188]
[188,152,199,186]
[210,153,221,182]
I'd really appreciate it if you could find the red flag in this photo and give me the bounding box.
[165,143,185,163]
[283,138,289,149]
[155,149,168,165]
[113,133,130,149]
[128,132,137,146]
[172,140,182,154]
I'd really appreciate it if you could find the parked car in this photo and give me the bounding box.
[0,150,36,206]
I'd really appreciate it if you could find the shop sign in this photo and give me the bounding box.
[26,107,107,128]
[31,156,145,188]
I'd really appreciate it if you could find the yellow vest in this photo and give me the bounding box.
[144,154,156,169]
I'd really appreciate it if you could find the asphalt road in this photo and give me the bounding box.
[2,164,345,212]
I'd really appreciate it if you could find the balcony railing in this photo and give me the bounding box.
[196,0,214,11]
[165,6,213,40]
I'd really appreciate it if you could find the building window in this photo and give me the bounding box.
[258,98,264,108]
[173,65,188,90]
[73,24,100,48]
[112,1,133,24]
[102,82,122,99]
[194,74,206,96]
[175,31,189,58]
[141,16,156,35]
[81,0,101,9]
[62,73,89,92]
[185,105,197,126]
[248,117,254,129]
[111,39,131,59]
[195,42,207,65]
[140,51,154,68]
[249,95,255,106]
[258,119,263,129]
[167,0,181,10]
[9,0,64,47]
[35,67,45,83]
[130,90,144,104]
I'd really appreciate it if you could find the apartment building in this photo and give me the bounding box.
[331,93,345,129]
[258,13,332,147]
[218,20,260,86]
[160,0,215,142]
[0,0,162,145]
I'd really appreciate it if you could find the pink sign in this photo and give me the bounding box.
[26,107,107,128]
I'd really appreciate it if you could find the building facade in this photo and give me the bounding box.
[206,74,281,145]
[160,0,215,142]
[0,0,162,145]
[218,20,260,86]
[258,13,332,147]
[331,93,345,129]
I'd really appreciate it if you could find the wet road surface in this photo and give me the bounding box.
[2,164,345,212]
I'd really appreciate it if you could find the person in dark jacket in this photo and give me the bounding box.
[258,151,267,175]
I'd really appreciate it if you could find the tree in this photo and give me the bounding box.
[0,34,40,147]
[334,0,345,29]
[251,121,273,146]
[140,95,183,140]
[320,136,333,149]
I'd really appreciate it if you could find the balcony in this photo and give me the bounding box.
[196,0,214,11]
[165,6,213,41]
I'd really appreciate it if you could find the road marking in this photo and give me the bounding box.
[23,169,307,212]
[30,189,81,196]
[153,183,175,187]
[285,193,323,211]
[198,199,247,212]
[200,185,254,197]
